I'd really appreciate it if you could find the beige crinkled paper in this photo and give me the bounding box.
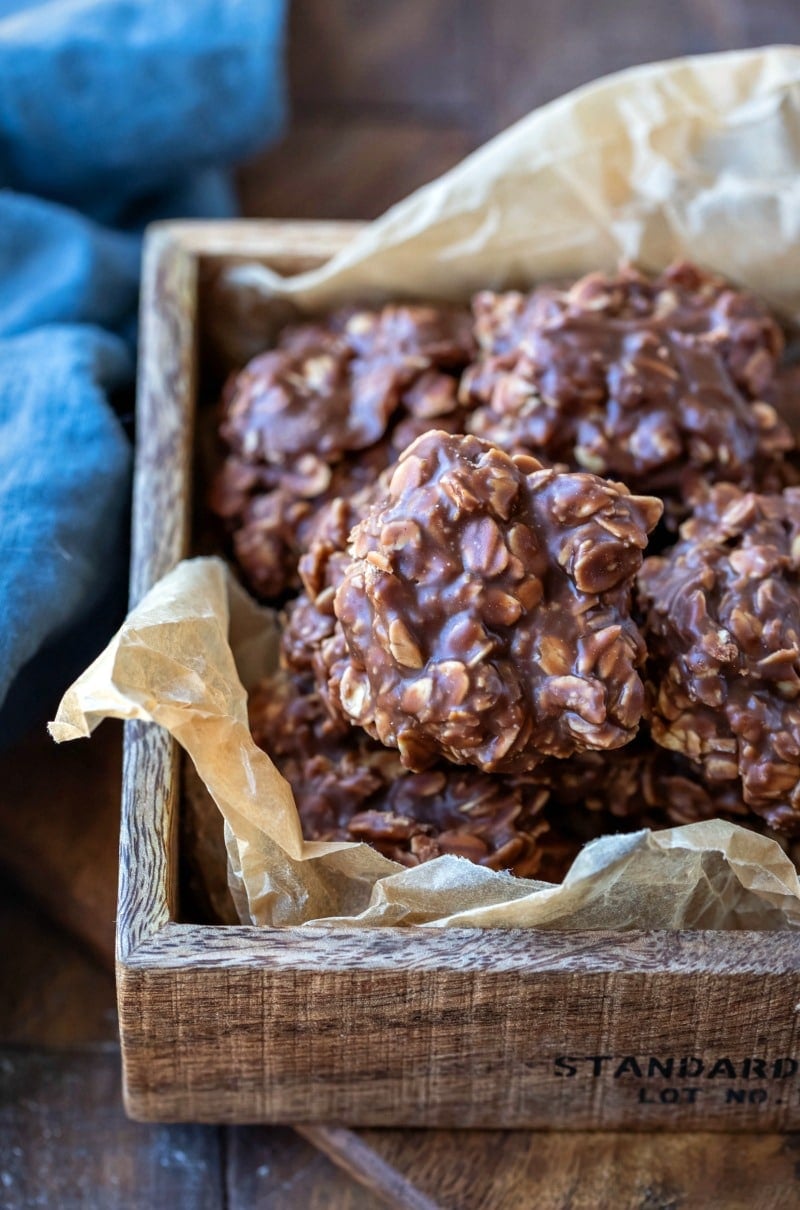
[50,557,800,930]
[51,47,800,929]
[214,45,800,371]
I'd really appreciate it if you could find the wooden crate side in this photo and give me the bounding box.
[118,229,198,961]
[149,218,365,261]
[118,223,362,962]
[120,922,800,977]
[129,227,199,605]
[118,956,800,1129]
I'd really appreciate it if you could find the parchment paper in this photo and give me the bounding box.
[213,45,800,371]
[51,46,800,930]
[50,557,800,929]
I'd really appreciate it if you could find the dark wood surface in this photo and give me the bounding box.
[0,730,384,1210]
[5,2,800,1205]
[323,1127,800,1209]
[3,771,800,1206]
[239,0,800,221]
[3,794,800,1210]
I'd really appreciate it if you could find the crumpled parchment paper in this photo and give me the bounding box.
[50,558,800,929]
[51,46,800,930]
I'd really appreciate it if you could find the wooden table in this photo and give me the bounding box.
[4,724,800,1209]
[4,4,800,1205]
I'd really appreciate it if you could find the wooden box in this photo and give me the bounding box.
[119,220,800,1129]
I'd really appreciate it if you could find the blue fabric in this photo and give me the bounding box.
[0,0,287,744]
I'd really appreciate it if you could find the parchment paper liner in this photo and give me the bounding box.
[50,558,800,929]
[51,46,800,929]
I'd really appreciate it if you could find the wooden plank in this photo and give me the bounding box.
[237,120,473,221]
[17,727,792,1199]
[0,723,120,967]
[3,900,800,1210]
[298,1127,444,1210]
[129,226,198,608]
[118,921,800,974]
[0,1048,224,1210]
[287,0,473,117]
[0,865,380,1208]
[225,1125,386,1210]
[0,1044,384,1210]
[310,1124,800,1210]
[483,0,800,137]
[484,0,723,131]
[118,227,200,964]
[118,955,800,1126]
[16,751,800,1210]
[170,217,363,259]
[0,883,116,1047]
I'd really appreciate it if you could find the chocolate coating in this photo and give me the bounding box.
[220,334,390,465]
[462,263,793,516]
[212,304,475,598]
[226,405,478,600]
[221,305,473,466]
[638,484,800,834]
[332,431,662,773]
[223,449,387,600]
[544,741,750,829]
[223,268,800,857]
[248,669,555,877]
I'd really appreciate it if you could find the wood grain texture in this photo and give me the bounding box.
[237,120,472,222]
[331,1126,800,1210]
[287,0,474,116]
[118,228,199,964]
[119,221,800,1129]
[0,1046,384,1210]
[298,1126,451,1210]
[0,724,121,966]
[118,922,800,974]
[117,721,180,961]
[0,864,383,1209]
[0,1048,223,1210]
[117,953,800,1127]
[10,726,800,1204]
[225,1126,386,1210]
[129,227,198,607]
[0,884,117,1048]
[6,818,800,1208]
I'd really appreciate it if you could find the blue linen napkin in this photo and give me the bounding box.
[0,0,287,745]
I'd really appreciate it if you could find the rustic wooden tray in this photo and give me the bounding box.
[119,220,800,1128]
